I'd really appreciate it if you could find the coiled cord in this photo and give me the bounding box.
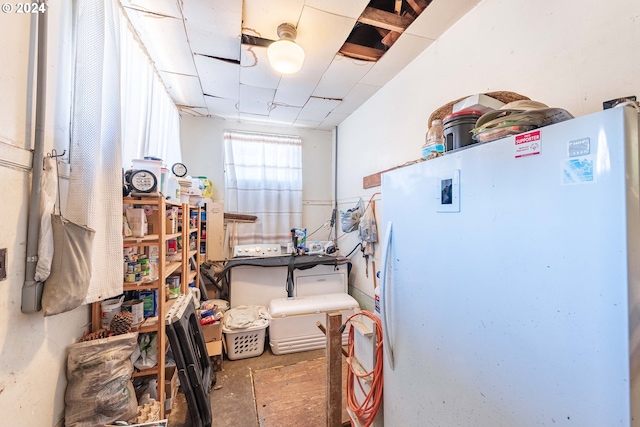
[345,310,383,427]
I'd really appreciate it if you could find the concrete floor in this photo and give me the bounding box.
[167,346,327,427]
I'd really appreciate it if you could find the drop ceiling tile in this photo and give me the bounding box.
[312,55,374,99]
[273,73,321,107]
[238,112,273,123]
[183,0,242,61]
[360,34,434,87]
[332,83,380,114]
[297,97,340,121]
[242,0,305,40]
[305,97,342,111]
[317,111,351,130]
[121,0,182,18]
[159,72,205,108]
[303,0,369,19]
[194,54,240,100]
[405,0,479,39]
[267,104,302,125]
[204,96,238,120]
[178,107,210,117]
[294,119,321,128]
[238,85,275,116]
[295,7,357,76]
[124,9,197,76]
[239,45,281,89]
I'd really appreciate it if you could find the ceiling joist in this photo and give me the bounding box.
[357,6,414,33]
[406,0,430,16]
[339,42,385,61]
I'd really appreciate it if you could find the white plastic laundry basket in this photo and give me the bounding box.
[223,322,269,360]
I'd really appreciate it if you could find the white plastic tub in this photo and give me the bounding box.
[268,293,360,355]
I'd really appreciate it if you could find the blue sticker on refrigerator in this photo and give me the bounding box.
[562,157,595,185]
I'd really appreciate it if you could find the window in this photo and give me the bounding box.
[224,130,302,245]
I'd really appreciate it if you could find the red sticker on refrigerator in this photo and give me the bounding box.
[514,130,541,158]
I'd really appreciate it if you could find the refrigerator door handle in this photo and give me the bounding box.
[381,221,394,370]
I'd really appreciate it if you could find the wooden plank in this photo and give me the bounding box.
[339,42,384,61]
[363,160,422,188]
[358,6,413,33]
[316,321,349,357]
[406,0,430,15]
[381,30,401,47]
[206,200,224,261]
[253,357,350,426]
[394,0,402,14]
[327,312,343,427]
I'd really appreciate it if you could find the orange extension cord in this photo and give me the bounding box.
[345,310,383,427]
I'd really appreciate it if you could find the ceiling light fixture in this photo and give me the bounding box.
[267,23,305,74]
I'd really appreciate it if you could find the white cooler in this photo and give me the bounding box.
[268,292,360,355]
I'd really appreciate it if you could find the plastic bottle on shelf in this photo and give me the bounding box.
[421,119,445,160]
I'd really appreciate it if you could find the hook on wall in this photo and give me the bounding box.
[47,149,66,158]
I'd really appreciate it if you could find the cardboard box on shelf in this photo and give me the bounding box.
[146,210,178,235]
[206,340,223,372]
[201,322,222,342]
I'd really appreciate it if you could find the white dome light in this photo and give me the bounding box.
[267,23,305,74]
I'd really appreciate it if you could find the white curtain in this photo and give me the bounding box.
[68,0,182,303]
[120,12,181,169]
[224,130,303,245]
[68,0,124,303]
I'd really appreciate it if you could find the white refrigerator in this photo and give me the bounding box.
[380,106,640,426]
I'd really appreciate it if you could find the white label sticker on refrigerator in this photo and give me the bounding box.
[514,130,541,158]
[562,157,595,185]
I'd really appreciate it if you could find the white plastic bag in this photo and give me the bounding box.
[340,198,364,233]
[134,332,158,370]
[358,203,378,244]
[359,201,378,257]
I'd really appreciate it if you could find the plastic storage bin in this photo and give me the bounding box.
[223,322,269,360]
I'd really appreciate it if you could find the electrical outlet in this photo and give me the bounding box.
[0,248,6,281]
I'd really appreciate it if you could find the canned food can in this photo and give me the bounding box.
[126,262,137,274]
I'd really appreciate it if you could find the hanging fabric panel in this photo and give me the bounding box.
[67,0,124,303]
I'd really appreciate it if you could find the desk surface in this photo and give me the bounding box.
[223,254,350,271]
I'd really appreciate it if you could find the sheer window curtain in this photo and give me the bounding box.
[120,16,181,168]
[224,131,303,245]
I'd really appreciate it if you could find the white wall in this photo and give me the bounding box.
[0,3,87,426]
[180,116,335,242]
[337,0,640,306]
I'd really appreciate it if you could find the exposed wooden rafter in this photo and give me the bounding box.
[406,0,430,15]
[357,6,414,33]
[339,42,385,61]
[381,30,401,47]
[340,0,432,62]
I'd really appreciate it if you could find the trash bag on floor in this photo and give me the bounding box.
[64,332,139,427]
